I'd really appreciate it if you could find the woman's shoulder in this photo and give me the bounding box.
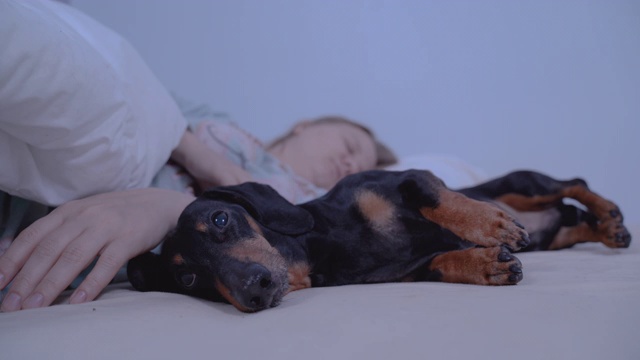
[194,120,264,161]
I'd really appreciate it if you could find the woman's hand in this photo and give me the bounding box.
[0,188,195,311]
[187,152,253,190]
[171,130,253,190]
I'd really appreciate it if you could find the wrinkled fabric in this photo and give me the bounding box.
[0,0,186,207]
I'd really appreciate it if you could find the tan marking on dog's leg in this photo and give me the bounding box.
[548,224,600,250]
[420,190,529,250]
[286,262,312,293]
[429,247,522,285]
[355,190,396,235]
[550,222,631,250]
[559,186,615,219]
[496,193,563,211]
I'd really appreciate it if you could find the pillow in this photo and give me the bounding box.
[385,153,487,189]
[0,0,186,206]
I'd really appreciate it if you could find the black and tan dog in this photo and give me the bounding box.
[127,170,631,312]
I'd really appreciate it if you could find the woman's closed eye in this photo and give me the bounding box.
[344,138,356,155]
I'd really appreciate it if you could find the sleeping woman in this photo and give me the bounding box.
[159,102,397,204]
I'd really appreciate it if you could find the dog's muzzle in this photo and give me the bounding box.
[219,262,283,312]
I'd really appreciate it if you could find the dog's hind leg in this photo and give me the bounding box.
[423,247,523,285]
[552,186,630,249]
[465,171,631,250]
[547,222,626,250]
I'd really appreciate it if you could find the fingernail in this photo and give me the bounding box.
[70,290,87,304]
[0,273,5,285]
[23,292,44,309]
[1,292,21,312]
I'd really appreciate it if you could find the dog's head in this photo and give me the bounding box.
[127,182,315,312]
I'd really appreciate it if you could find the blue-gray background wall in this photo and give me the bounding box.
[72,0,640,224]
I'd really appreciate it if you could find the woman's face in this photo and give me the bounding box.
[275,122,377,189]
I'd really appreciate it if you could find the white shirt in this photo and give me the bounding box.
[0,0,186,206]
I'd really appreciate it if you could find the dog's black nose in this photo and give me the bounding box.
[239,263,276,311]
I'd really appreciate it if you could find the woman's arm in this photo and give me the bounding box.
[171,130,253,190]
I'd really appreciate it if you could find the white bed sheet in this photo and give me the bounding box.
[1,224,638,360]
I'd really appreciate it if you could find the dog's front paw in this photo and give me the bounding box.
[462,247,524,285]
[419,191,530,251]
[490,210,530,252]
[465,203,530,252]
[491,247,524,285]
[428,246,523,286]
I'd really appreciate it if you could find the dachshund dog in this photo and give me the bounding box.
[127,170,631,312]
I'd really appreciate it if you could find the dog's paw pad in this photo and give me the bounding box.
[487,248,523,285]
[516,236,530,249]
[508,273,523,283]
[498,250,513,262]
[509,263,523,274]
[609,209,622,220]
[598,215,632,249]
[609,227,632,248]
[494,215,530,252]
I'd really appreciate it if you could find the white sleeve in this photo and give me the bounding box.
[0,0,187,206]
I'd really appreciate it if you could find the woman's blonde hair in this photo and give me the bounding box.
[268,115,397,168]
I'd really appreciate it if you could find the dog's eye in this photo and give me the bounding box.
[179,272,197,288]
[212,212,228,228]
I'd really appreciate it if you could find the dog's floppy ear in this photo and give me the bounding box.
[127,252,178,293]
[203,182,314,235]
